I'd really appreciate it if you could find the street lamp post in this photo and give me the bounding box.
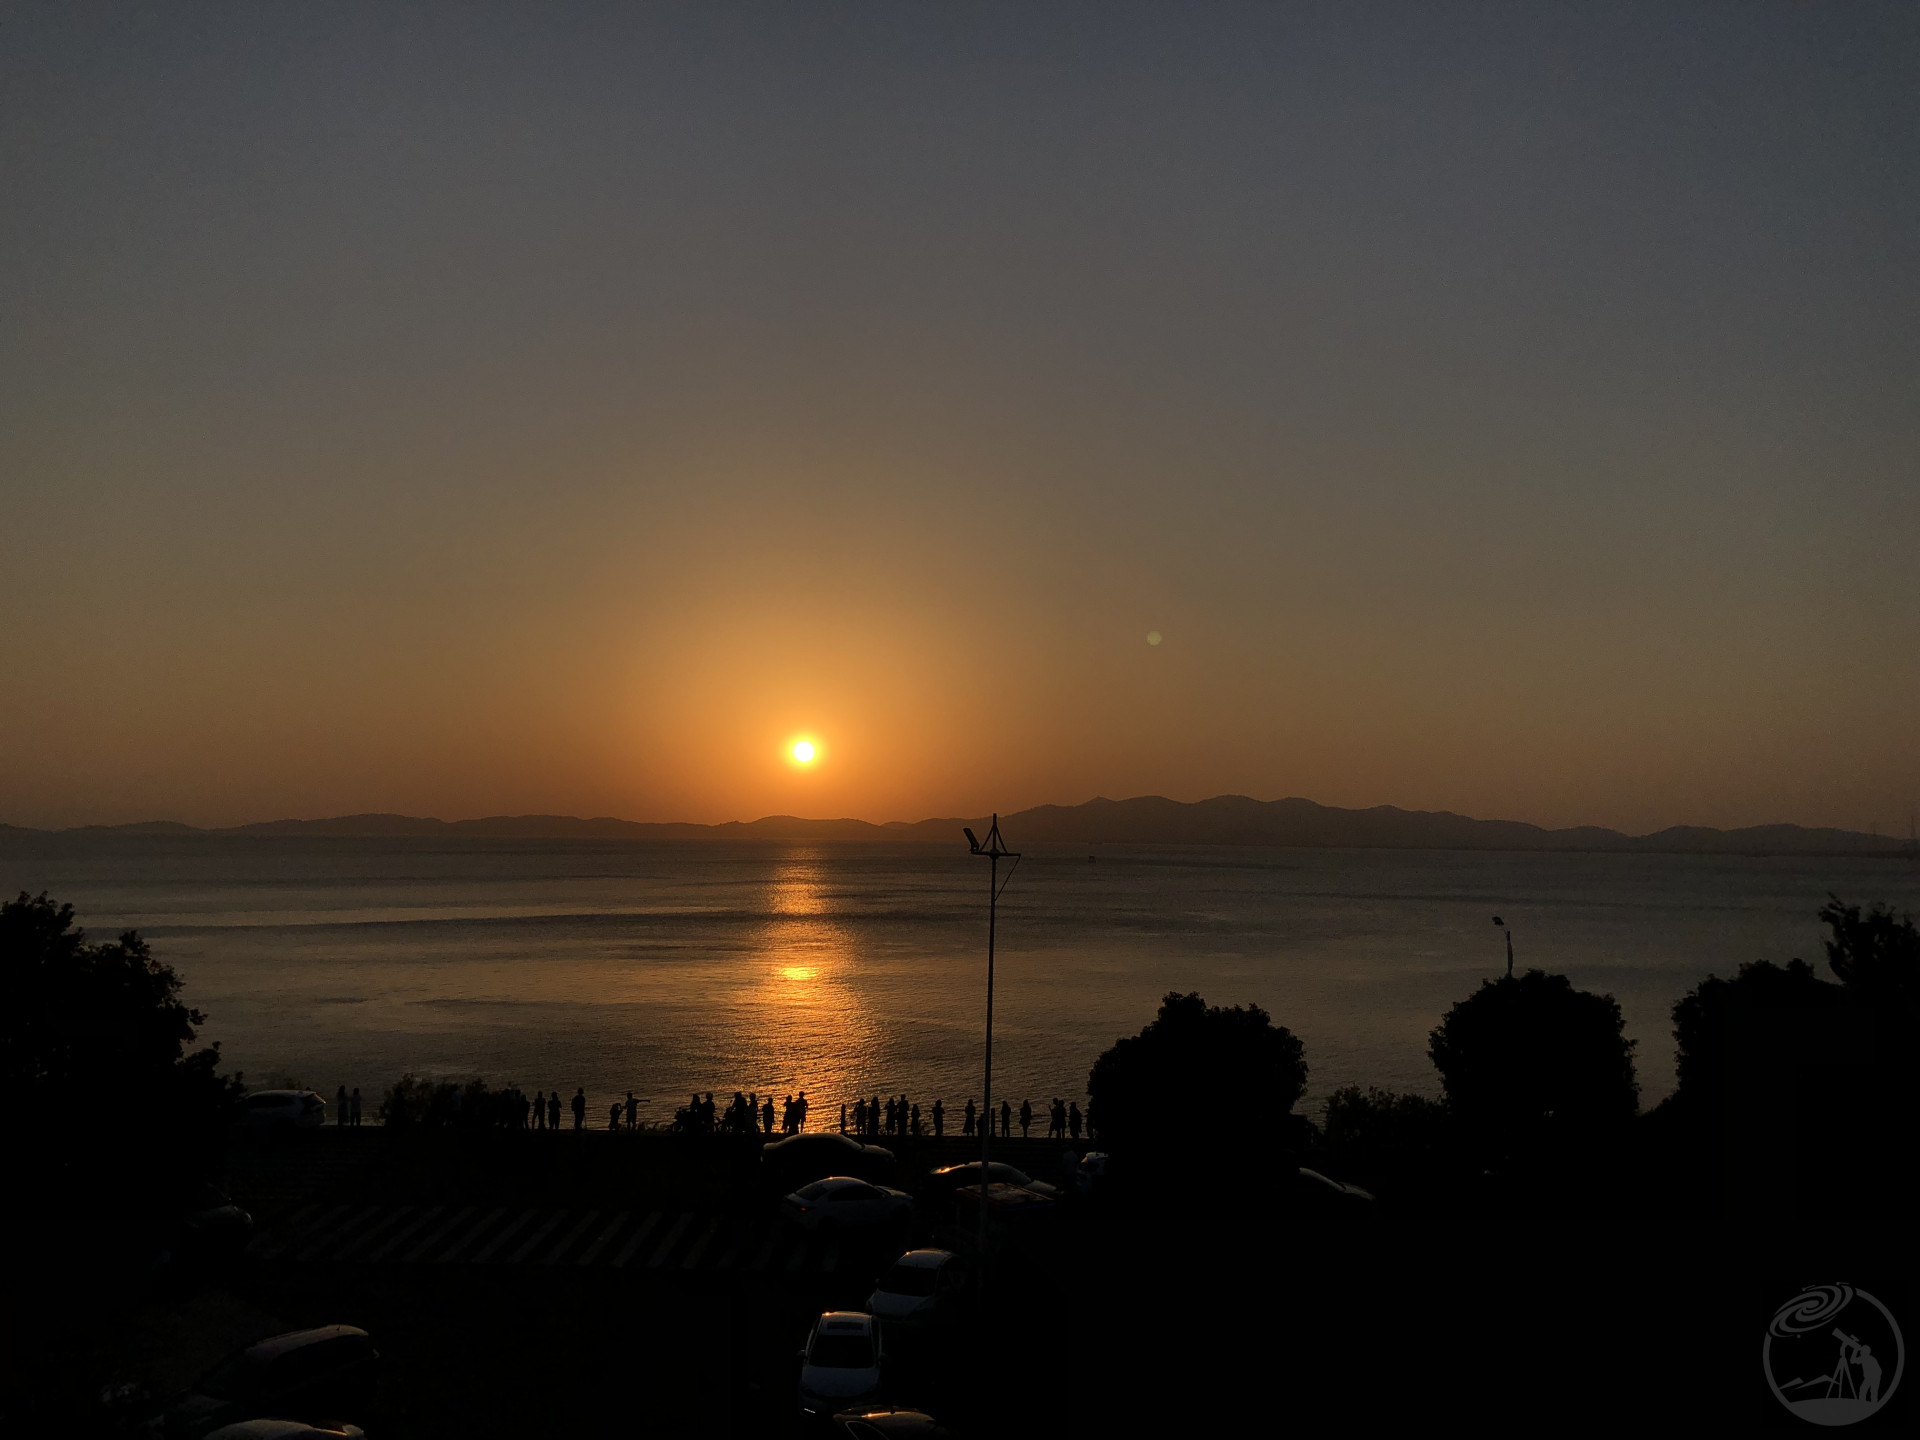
[1492,915,1514,977]
[964,815,1019,1261]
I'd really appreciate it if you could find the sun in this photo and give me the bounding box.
[790,739,816,764]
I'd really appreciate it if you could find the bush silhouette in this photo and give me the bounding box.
[1321,1085,1448,1179]
[1087,990,1306,1154]
[1428,969,1636,1156]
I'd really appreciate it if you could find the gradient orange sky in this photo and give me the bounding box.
[2,6,1915,834]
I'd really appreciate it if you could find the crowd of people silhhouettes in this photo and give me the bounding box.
[370,1073,1090,1141]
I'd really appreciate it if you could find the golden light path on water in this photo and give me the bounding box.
[735,853,884,1110]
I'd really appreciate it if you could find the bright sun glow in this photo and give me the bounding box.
[791,740,816,763]
[780,966,817,981]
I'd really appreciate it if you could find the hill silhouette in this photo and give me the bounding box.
[5,795,1907,857]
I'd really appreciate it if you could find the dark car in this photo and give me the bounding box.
[925,1160,1060,1202]
[834,1408,951,1438]
[1292,1166,1376,1217]
[150,1326,379,1439]
[175,1184,254,1267]
[761,1132,896,1191]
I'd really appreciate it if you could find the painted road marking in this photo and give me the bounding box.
[575,1211,630,1267]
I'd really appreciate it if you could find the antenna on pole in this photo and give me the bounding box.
[1493,916,1513,978]
[966,814,1019,1268]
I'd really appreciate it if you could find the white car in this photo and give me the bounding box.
[782,1177,914,1234]
[235,1092,327,1130]
[797,1311,881,1417]
[865,1249,966,1328]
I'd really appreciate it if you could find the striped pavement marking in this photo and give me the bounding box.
[611,1212,663,1269]
[711,1221,750,1272]
[470,1209,539,1264]
[746,1226,781,1272]
[508,1210,571,1265]
[679,1215,724,1271]
[442,1207,512,1264]
[331,1205,416,1262]
[366,1205,444,1263]
[405,1205,474,1263]
[291,1204,380,1262]
[246,1204,874,1279]
[252,1202,351,1261]
[646,1213,694,1269]
[575,1210,630,1267]
[784,1232,816,1274]
[544,1210,601,1265]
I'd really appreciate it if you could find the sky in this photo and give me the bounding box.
[2,3,1916,834]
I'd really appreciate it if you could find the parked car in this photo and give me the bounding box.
[177,1184,254,1262]
[797,1312,882,1418]
[204,1424,365,1440]
[953,1181,1056,1223]
[1294,1167,1376,1213]
[149,1326,378,1439]
[834,1407,951,1437]
[865,1249,967,1329]
[762,1132,896,1191]
[1074,1152,1109,1194]
[234,1091,327,1131]
[783,1177,914,1235]
[925,1160,1060,1201]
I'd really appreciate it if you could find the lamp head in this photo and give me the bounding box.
[964,827,980,853]
[1492,915,1505,928]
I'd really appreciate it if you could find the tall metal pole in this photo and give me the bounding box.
[979,844,996,1259]
[965,815,1017,1264]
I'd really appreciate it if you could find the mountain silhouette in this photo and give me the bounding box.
[4,795,1906,857]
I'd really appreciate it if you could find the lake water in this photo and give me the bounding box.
[5,834,1915,1126]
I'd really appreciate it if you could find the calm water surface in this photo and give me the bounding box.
[5,836,1915,1125]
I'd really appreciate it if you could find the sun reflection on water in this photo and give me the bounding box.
[737,854,882,1101]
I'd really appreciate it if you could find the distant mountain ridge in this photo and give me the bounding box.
[6,795,1910,857]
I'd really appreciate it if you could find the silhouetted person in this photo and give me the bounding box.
[518,1091,531,1128]
[1000,1099,1011,1137]
[796,1091,809,1131]
[932,1099,945,1137]
[547,1092,560,1129]
[626,1091,638,1130]
[571,1088,586,1130]
[350,1087,362,1126]
[910,1102,921,1137]
[336,1085,348,1127]
[762,1095,775,1133]
[1051,1098,1068,1140]
[964,1098,976,1136]
[533,1090,545,1129]
[1068,1101,1082,1141]
[1020,1099,1033,1138]
[608,1103,620,1129]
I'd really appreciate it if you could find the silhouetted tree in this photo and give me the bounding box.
[1087,991,1306,1154]
[1,892,242,1250]
[1818,895,1918,1007]
[1669,957,1843,1103]
[1428,969,1636,1158]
